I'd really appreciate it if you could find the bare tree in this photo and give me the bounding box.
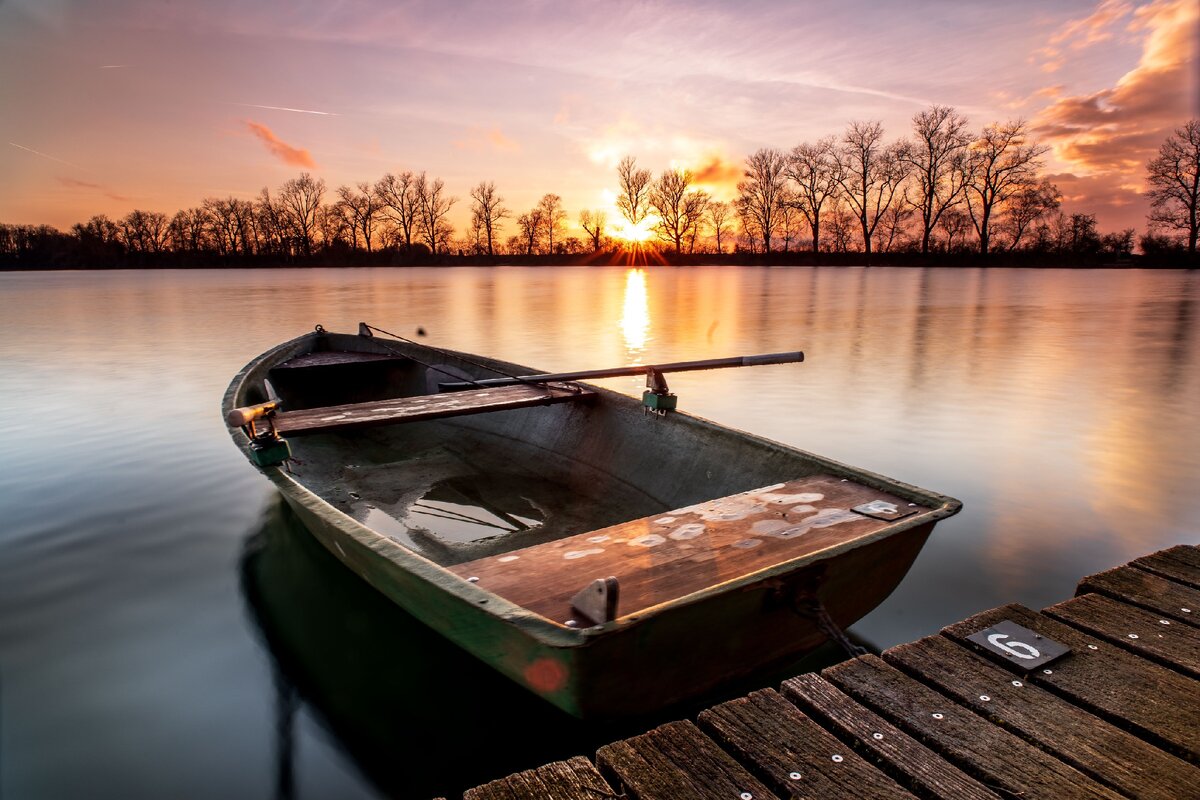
[998,179,1060,251]
[938,208,972,252]
[706,201,733,253]
[775,189,801,252]
[616,156,653,227]
[964,120,1047,255]
[119,209,170,254]
[824,199,856,253]
[900,105,972,254]
[516,209,543,255]
[737,148,788,252]
[1146,119,1200,253]
[578,209,607,251]
[375,171,420,251]
[337,182,381,252]
[204,197,254,256]
[414,172,457,255]
[254,187,287,256]
[537,193,567,254]
[834,121,909,258]
[278,173,325,257]
[469,181,509,256]
[650,168,709,253]
[168,206,211,253]
[316,203,350,250]
[877,199,914,253]
[785,137,842,253]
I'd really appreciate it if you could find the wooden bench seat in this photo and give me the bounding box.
[449,474,929,625]
[273,384,594,436]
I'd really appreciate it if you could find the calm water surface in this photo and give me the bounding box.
[2,266,1198,799]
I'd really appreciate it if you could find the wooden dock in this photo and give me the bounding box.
[455,544,1200,800]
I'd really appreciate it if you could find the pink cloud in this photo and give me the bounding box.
[1036,0,1134,72]
[1031,0,1198,229]
[245,121,316,168]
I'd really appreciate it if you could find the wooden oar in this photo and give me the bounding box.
[437,351,804,391]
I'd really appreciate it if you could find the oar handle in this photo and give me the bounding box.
[227,402,278,428]
[742,352,805,366]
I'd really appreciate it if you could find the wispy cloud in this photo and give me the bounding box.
[235,103,337,116]
[99,64,126,69]
[58,176,129,202]
[454,126,520,153]
[8,141,86,170]
[244,121,316,168]
[1035,0,1135,72]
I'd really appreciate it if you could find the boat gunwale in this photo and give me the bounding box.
[223,329,962,647]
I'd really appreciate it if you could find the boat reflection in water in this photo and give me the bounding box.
[239,499,862,799]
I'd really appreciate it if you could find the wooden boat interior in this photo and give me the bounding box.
[448,474,930,626]
[241,334,948,627]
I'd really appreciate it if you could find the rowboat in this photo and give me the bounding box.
[224,323,961,718]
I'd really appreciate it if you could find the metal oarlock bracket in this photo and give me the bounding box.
[642,367,677,416]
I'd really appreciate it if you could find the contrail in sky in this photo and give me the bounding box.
[235,103,337,116]
[8,142,87,170]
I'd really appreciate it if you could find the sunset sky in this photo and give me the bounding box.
[2,0,1197,237]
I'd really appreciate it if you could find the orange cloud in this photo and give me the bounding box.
[692,154,742,186]
[1032,0,1198,228]
[245,121,316,167]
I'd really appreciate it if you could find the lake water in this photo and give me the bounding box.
[2,266,1198,799]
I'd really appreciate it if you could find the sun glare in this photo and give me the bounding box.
[612,219,656,243]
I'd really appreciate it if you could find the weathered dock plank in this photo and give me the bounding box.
[1134,545,1200,589]
[782,673,1002,800]
[697,688,915,799]
[461,543,1200,800]
[1079,564,1200,627]
[820,655,1122,799]
[463,755,616,800]
[942,603,1200,762]
[883,632,1200,800]
[1044,592,1200,678]
[596,719,778,800]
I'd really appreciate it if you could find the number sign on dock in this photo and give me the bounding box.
[461,544,1200,800]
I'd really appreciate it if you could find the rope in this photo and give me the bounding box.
[359,333,489,390]
[361,322,581,393]
[793,594,869,659]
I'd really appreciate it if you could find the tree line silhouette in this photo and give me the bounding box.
[2,110,1197,268]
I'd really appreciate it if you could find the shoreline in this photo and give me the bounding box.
[2,250,1194,271]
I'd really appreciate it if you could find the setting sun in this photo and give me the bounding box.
[611,218,656,243]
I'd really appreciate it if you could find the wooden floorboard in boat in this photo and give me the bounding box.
[449,474,929,624]
[273,350,404,369]
[273,384,593,436]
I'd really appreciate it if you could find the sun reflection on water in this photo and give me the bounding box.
[620,268,650,360]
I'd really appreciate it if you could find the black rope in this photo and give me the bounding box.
[362,322,581,393]
[793,594,869,658]
[359,333,490,390]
